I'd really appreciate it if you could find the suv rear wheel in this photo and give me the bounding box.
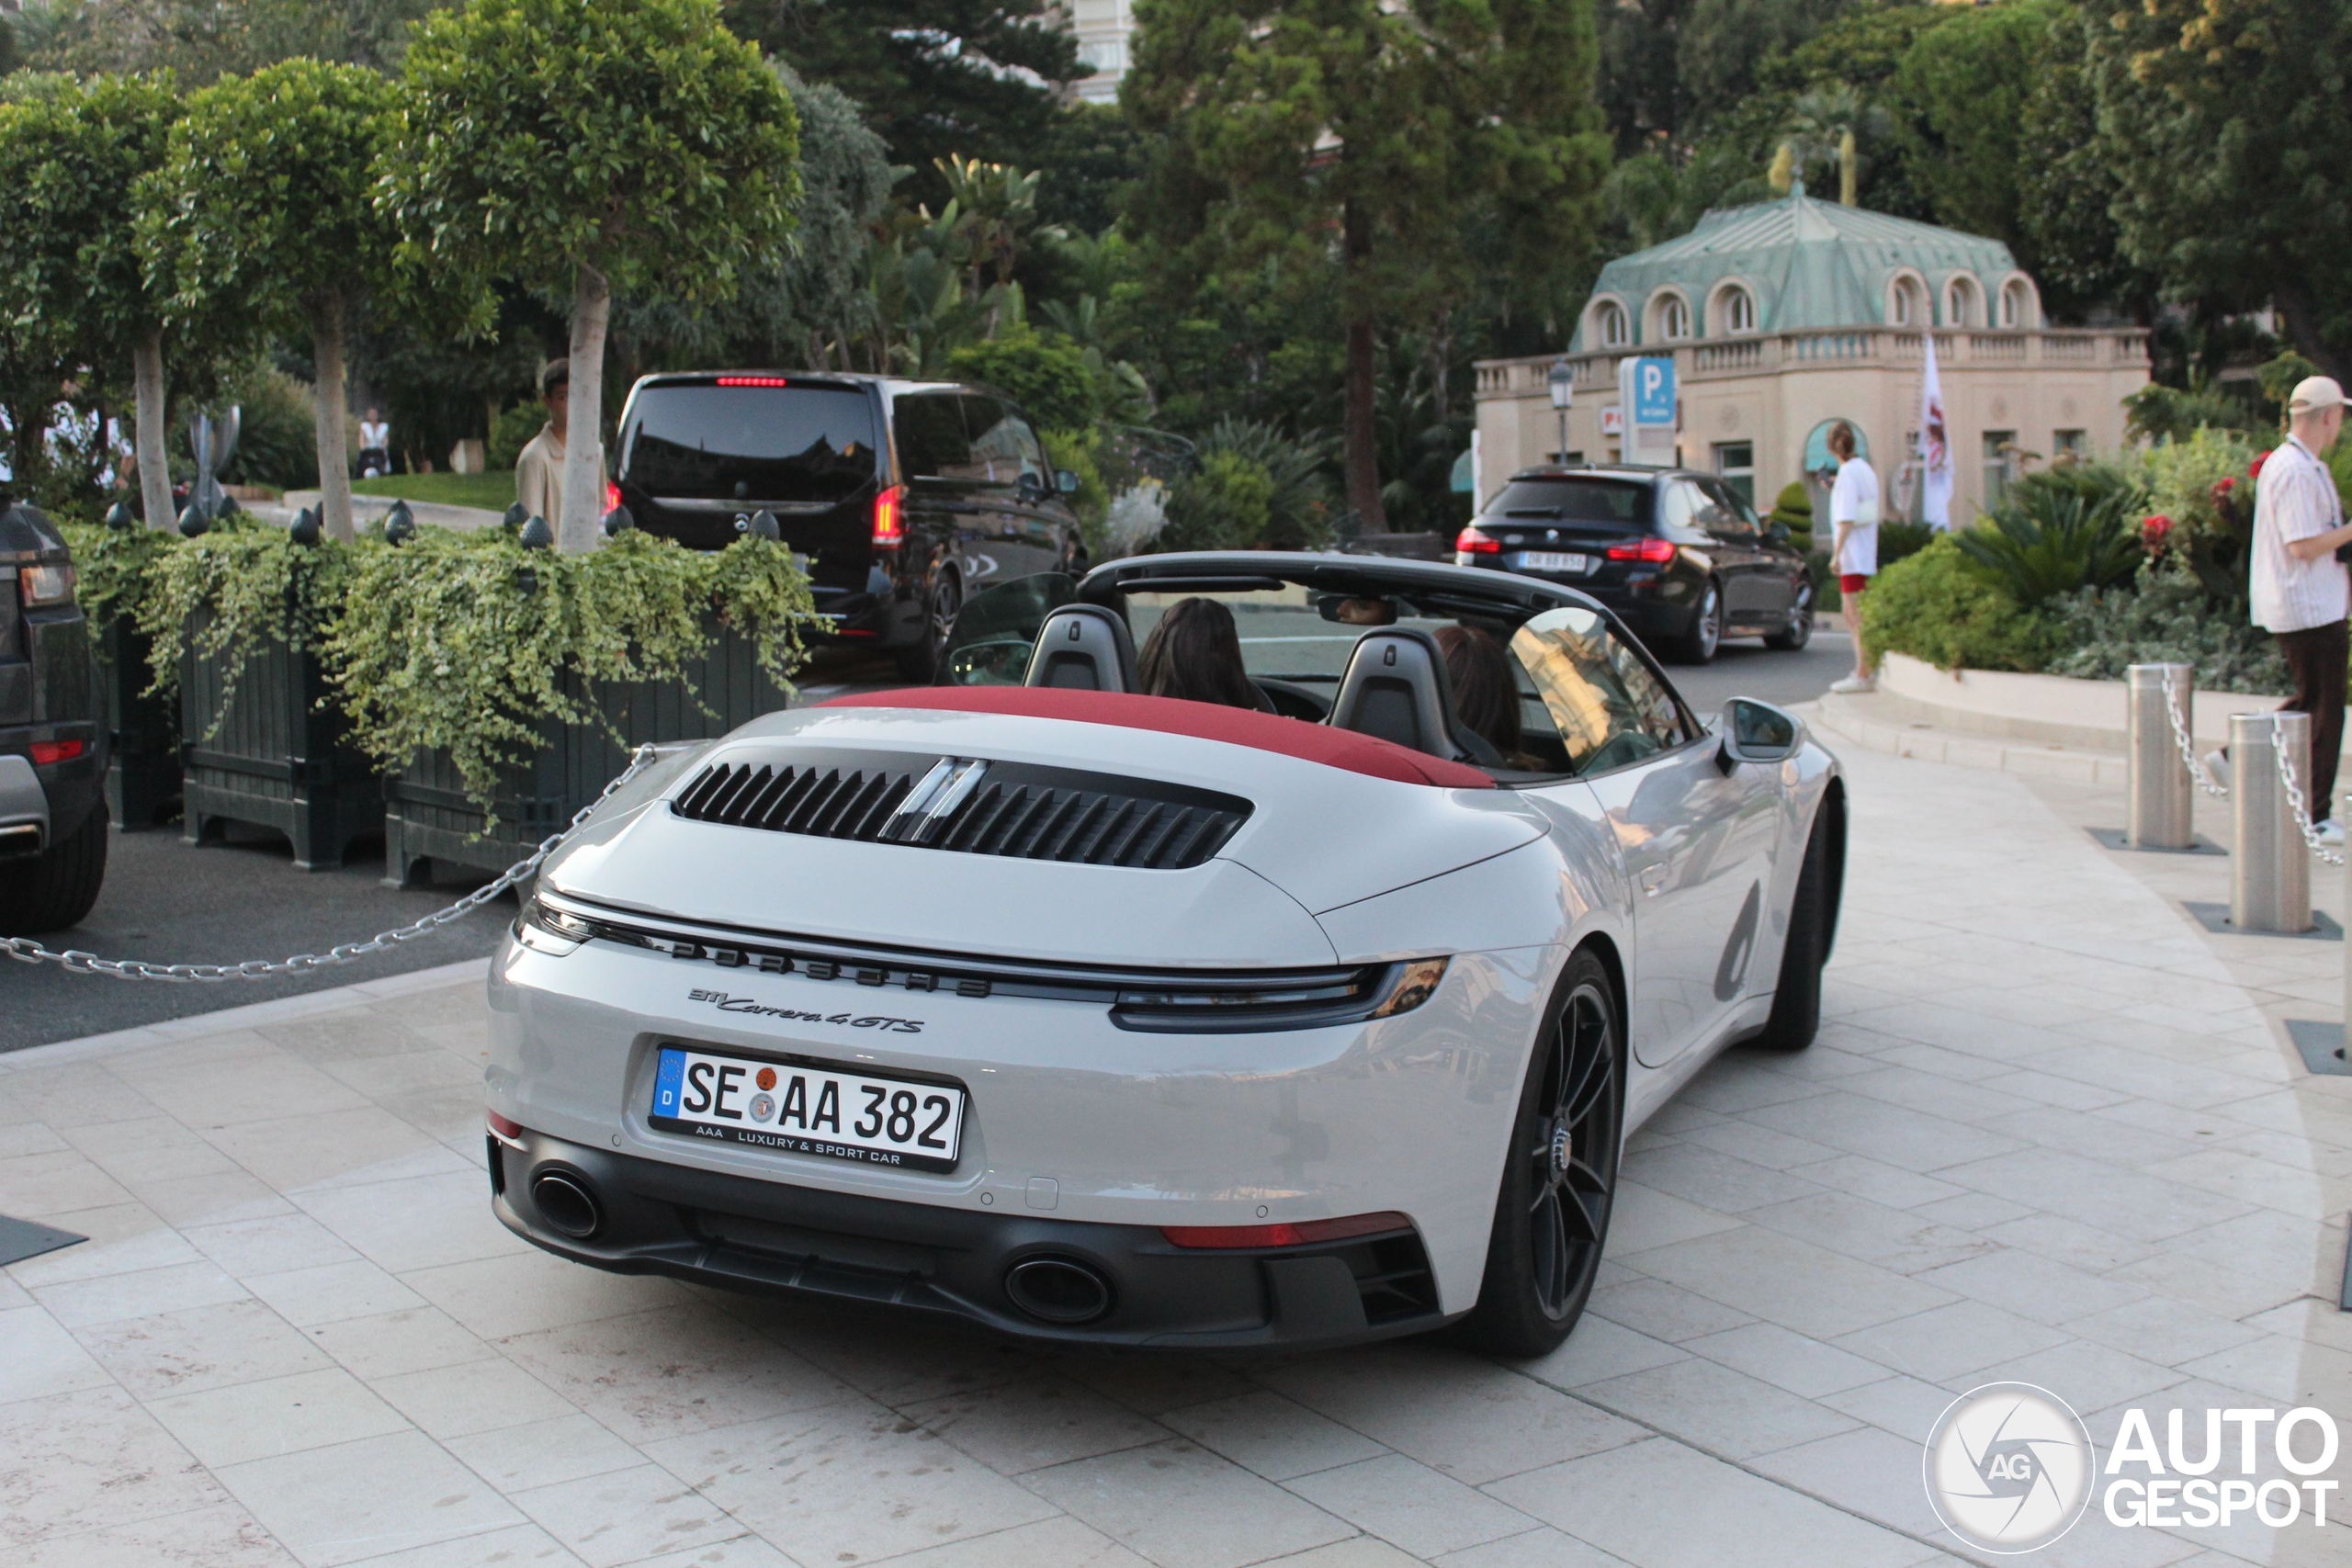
[0,803,107,935]
[895,571,961,682]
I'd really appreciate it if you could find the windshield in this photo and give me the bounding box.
[620,383,879,502]
[1486,477,1652,526]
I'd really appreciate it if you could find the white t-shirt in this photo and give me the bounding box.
[2249,434,2347,633]
[359,421,390,450]
[1830,457,1881,576]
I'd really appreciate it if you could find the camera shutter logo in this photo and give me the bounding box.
[1924,1382,2097,1553]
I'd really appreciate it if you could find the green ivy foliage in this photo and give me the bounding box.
[53,517,175,633]
[321,527,816,827]
[131,516,356,722]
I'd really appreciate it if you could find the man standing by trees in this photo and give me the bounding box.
[514,359,603,530]
[2220,378,2352,844]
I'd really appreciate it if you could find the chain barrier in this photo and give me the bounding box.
[2270,731,2346,867]
[4,744,667,983]
[2156,666,2228,798]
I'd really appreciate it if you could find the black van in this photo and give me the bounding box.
[612,373,1087,681]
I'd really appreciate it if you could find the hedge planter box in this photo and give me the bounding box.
[177,611,382,870]
[382,626,795,886]
[98,619,179,831]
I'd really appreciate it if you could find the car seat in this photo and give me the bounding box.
[1328,627,1505,766]
[1024,604,1139,693]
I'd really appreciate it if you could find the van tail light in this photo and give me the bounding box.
[1162,1212,1412,1249]
[872,483,905,547]
[1606,536,1679,564]
[29,739,85,765]
[1454,525,1500,555]
[604,480,622,514]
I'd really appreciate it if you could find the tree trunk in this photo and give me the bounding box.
[1341,198,1385,531]
[558,258,612,555]
[2274,276,2351,387]
[311,292,355,542]
[131,327,173,530]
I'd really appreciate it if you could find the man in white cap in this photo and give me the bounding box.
[2214,375,2352,842]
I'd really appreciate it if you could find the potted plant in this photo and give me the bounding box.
[55,507,182,829]
[322,523,816,886]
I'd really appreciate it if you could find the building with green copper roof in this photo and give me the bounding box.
[1476,184,2150,524]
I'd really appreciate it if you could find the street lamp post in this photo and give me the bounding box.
[1547,356,1574,466]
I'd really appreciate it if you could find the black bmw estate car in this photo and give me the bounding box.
[613,373,1087,681]
[1455,465,1813,664]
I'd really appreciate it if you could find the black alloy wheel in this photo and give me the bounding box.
[1764,581,1815,651]
[1671,581,1723,664]
[896,570,962,682]
[1457,949,1623,1357]
[0,801,108,936]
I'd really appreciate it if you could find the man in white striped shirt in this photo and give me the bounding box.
[2237,376,2352,840]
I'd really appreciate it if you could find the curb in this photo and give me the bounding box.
[1801,693,2130,787]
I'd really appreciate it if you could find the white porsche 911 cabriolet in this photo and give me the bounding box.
[486,552,1845,1356]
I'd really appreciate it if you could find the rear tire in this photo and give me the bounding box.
[1456,949,1624,1358]
[0,803,108,936]
[1758,803,1834,1051]
[894,571,961,683]
[1668,581,1723,665]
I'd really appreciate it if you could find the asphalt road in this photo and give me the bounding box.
[4,627,1852,1054]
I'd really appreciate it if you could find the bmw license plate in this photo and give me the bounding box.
[649,1045,966,1172]
[1514,550,1590,575]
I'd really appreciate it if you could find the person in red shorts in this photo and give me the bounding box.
[1825,420,1881,694]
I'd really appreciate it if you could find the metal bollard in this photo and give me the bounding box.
[2125,663,2196,849]
[2232,711,2313,933]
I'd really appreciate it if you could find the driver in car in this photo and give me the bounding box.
[1136,597,1266,710]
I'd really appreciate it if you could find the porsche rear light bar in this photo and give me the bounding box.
[1161,1212,1413,1249]
[1607,536,1679,563]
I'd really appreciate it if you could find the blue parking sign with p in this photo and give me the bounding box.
[1634,357,1676,425]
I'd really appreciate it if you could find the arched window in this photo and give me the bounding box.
[1650,292,1690,342]
[1999,279,2033,330]
[1890,275,1928,328]
[1714,284,1756,335]
[1944,276,1980,329]
[1593,300,1629,348]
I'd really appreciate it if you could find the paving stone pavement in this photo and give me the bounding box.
[4,744,2350,1568]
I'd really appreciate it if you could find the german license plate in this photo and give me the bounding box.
[649,1045,966,1171]
[1515,550,1590,574]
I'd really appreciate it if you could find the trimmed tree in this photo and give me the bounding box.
[383,0,800,554]
[0,73,184,529]
[142,59,397,541]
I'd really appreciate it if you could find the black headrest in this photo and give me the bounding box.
[1328,626,1497,765]
[1025,604,1139,694]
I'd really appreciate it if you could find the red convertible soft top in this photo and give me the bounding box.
[819,687,1498,789]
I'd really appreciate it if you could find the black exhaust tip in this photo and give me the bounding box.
[529,1169,603,1240]
[1004,1255,1113,1325]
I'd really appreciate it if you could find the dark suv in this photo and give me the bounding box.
[1,500,106,934]
[1455,465,1813,663]
[612,373,1086,681]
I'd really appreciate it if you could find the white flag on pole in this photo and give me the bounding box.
[1918,332,1952,529]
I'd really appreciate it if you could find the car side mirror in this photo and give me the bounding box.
[1716,697,1802,772]
[1056,468,1081,496]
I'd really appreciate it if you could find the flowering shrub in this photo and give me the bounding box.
[2140,513,2174,553]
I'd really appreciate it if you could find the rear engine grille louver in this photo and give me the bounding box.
[671,749,1251,871]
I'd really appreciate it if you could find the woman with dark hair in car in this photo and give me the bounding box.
[1136,596,1264,709]
[1438,624,1531,764]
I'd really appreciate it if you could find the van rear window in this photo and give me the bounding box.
[620,384,878,502]
[1487,478,1652,526]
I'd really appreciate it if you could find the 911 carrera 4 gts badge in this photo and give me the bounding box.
[686,989,926,1034]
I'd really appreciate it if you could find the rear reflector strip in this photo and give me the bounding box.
[1161,1212,1413,1249]
[487,1111,525,1150]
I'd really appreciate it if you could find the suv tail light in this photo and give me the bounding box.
[29,739,85,765]
[1454,525,1500,555]
[604,480,622,514]
[873,483,905,547]
[1607,536,1679,564]
[17,563,74,608]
